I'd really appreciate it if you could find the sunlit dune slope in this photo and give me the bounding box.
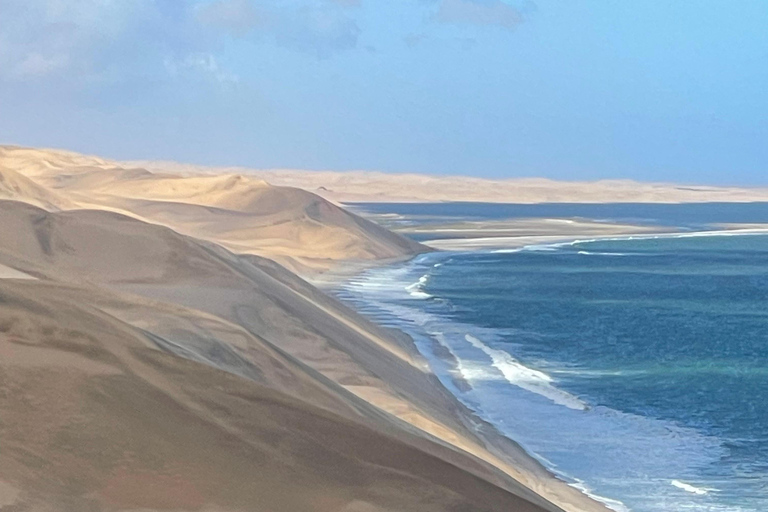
[0,145,428,273]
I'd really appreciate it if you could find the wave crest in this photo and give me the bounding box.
[464,334,588,411]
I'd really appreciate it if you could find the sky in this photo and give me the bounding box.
[1,0,767,184]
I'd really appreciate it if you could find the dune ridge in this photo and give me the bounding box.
[0,165,77,211]
[126,159,768,204]
[0,145,427,273]
[0,145,611,512]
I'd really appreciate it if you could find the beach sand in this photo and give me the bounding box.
[407,219,768,251]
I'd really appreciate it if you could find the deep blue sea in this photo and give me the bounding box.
[337,203,768,512]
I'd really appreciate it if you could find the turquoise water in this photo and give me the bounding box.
[337,204,768,512]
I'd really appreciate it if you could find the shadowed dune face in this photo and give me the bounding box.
[0,201,243,285]
[0,145,428,274]
[0,166,76,211]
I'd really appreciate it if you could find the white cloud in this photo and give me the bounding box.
[0,0,164,81]
[165,52,240,86]
[0,0,366,89]
[195,0,266,36]
[196,0,361,58]
[435,0,531,30]
[13,53,71,78]
[273,5,360,57]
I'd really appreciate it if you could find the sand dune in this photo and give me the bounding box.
[0,166,76,210]
[0,145,114,178]
[0,280,560,512]
[0,145,427,273]
[98,188,425,273]
[0,199,608,511]
[0,145,614,511]
[124,160,768,204]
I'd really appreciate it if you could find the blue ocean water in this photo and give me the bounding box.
[350,201,768,229]
[337,203,768,512]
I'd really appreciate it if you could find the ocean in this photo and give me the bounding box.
[336,203,768,512]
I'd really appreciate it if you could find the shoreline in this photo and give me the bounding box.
[424,226,768,252]
[326,250,617,512]
[1,145,618,511]
[5,144,764,510]
[327,224,768,512]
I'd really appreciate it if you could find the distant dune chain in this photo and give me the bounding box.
[126,158,768,204]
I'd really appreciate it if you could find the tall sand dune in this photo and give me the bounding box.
[0,145,427,273]
[0,145,614,511]
[0,199,609,512]
[0,280,558,512]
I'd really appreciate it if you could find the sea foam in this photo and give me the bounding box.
[405,273,432,299]
[463,334,588,411]
[671,480,717,495]
[336,252,735,512]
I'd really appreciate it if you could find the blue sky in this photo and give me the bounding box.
[1,0,767,184]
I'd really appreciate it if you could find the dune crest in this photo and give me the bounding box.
[0,145,427,273]
[128,159,768,204]
[0,166,76,211]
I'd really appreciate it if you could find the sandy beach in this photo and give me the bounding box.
[403,220,768,251]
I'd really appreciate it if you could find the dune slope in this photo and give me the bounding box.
[0,165,76,210]
[0,279,555,512]
[0,200,608,512]
[0,145,427,273]
[0,143,614,512]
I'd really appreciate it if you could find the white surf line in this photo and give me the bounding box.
[464,334,589,411]
[570,479,632,512]
[486,227,768,254]
[342,268,636,512]
[405,273,432,299]
[427,234,595,249]
[0,264,35,280]
[670,479,717,495]
[563,227,768,245]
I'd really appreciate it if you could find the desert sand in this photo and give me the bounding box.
[128,158,768,204]
[0,145,616,511]
[0,145,426,274]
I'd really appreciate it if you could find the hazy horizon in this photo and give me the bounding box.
[1,0,767,185]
